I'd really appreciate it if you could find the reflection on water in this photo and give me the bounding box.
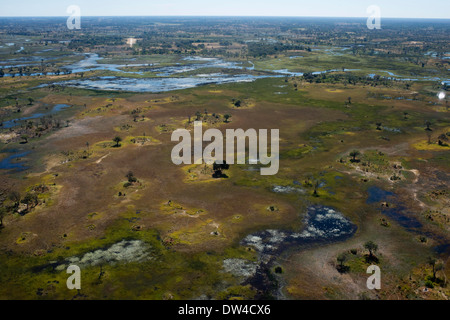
[1,48,449,88]
[35,53,449,93]
[32,54,276,92]
[64,53,149,74]
[152,56,246,76]
[53,74,273,93]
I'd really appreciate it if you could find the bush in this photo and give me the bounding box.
[425,280,434,289]
[126,171,137,183]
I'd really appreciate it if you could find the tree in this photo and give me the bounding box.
[0,207,7,227]
[427,257,437,280]
[337,252,348,268]
[274,266,283,274]
[224,114,231,123]
[22,193,38,212]
[9,191,21,208]
[113,136,122,147]
[313,180,320,197]
[28,98,34,105]
[349,150,361,162]
[212,161,229,179]
[364,241,378,258]
[435,262,444,281]
[425,121,433,144]
[126,171,137,183]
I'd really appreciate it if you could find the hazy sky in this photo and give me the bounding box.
[1,0,449,19]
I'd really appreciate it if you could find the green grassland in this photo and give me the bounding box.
[0,28,449,300]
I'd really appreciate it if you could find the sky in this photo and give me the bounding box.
[1,0,449,19]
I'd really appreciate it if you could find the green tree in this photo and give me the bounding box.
[349,150,361,162]
[435,263,444,281]
[427,257,438,280]
[224,114,231,123]
[22,193,38,211]
[364,241,378,258]
[337,252,348,268]
[8,191,21,208]
[126,171,137,183]
[113,136,122,147]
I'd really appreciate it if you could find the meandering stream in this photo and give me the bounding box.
[4,51,448,92]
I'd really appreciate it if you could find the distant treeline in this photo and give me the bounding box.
[247,42,311,57]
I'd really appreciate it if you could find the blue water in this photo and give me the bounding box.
[366,186,450,255]
[44,54,278,92]
[1,104,70,129]
[366,186,422,229]
[2,49,449,91]
[0,150,31,171]
[366,185,394,204]
[242,205,357,255]
[12,52,444,93]
[52,74,274,93]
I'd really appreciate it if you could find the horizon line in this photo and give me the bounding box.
[0,15,449,20]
